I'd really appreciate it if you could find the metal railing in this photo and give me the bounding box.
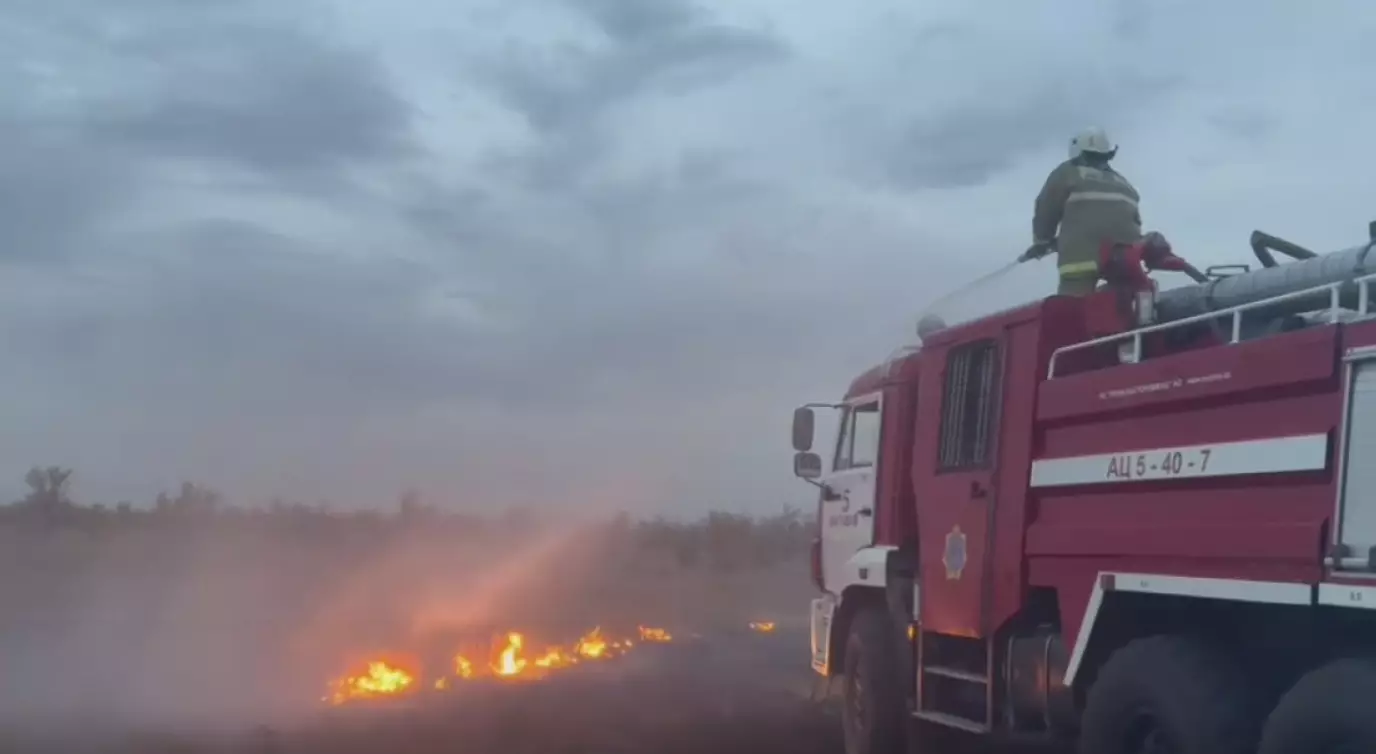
[1046,272,1376,378]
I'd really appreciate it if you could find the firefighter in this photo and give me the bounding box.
[1020,126,1143,296]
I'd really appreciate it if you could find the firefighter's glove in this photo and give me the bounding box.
[1019,241,1054,263]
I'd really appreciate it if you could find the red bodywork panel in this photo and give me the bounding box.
[1030,323,1339,647]
[846,287,1343,644]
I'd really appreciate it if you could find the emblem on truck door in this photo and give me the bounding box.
[943,525,968,580]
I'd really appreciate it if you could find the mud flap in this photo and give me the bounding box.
[884,543,918,707]
[810,595,836,674]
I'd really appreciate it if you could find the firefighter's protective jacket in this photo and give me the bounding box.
[1032,157,1142,287]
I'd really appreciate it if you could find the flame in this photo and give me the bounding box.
[534,647,572,669]
[494,632,529,677]
[576,626,609,658]
[638,625,672,643]
[327,624,663,704]
[749,621,776,633]
[326,660,416,705]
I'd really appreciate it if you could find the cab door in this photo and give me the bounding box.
[819,395,882,592]
[917,337,1003,637]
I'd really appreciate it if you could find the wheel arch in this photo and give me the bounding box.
[827,585,887,677]
[824,543,917,678]
[1065,583,1318,702]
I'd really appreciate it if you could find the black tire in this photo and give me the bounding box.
[1078,634,1261,754]
[840,607,906,754]
[1258,657,1376,754]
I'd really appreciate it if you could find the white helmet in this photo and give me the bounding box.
[1069,127,1117,160]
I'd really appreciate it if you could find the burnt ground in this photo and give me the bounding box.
[0,520,1066,754]
[0,627,1062,754]
[0,628,847,754]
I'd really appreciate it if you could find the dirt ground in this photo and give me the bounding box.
[0,513,847,753]
[1,631,844,754]
[0,512,1056,754]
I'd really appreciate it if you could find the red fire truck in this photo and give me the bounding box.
[791,227,1376,754]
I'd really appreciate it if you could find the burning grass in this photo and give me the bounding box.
[324,625,675,705]
[2,622,806,754]
[326,661,417,705]
[0,501,811,753]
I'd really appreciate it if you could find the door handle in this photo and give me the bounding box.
[856,507,873,517]
[969,480,989,499]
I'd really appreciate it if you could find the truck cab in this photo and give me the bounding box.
[794,350,920,686]
[790,225,1376,754]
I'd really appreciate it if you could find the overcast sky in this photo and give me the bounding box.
[0,0,1372,513]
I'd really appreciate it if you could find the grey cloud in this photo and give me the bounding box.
[0,119,133,263]
[8,127,895,427]
[473,0,787,187]
[0,0,418,273]
[11,0,1335,512]
[0,0,973,512]
[887,92,1086,191]
[867,11,1184,192]
[563,0,700,42]
[1110,0,1153,41]
[566,148,767,259]
[402,143,766,288]
[508,0,786,130]
[1,209,740,420]
[391,190,916,425]
[1208,108,1278,143]
[400,183,495,250]
[86,23,417,191]
[399,145,777,320]
[34,221,486,416]
[885,68,1182,190]
[0,11,144,264]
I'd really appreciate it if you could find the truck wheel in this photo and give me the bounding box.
[1078,634,1259,754]
[1258,657,1376,754]
[840,607,906,754]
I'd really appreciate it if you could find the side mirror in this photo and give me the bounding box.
[793,452,822,480]
[791,407,816,452]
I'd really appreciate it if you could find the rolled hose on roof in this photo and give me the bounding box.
[1155,241,1376,324]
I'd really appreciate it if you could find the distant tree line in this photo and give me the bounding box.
[0,466,813,570]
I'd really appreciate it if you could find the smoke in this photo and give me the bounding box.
[0,510,812,743]
[0,524,337,731]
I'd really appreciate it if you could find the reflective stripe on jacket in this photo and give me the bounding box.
[1058,260,1099,278]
